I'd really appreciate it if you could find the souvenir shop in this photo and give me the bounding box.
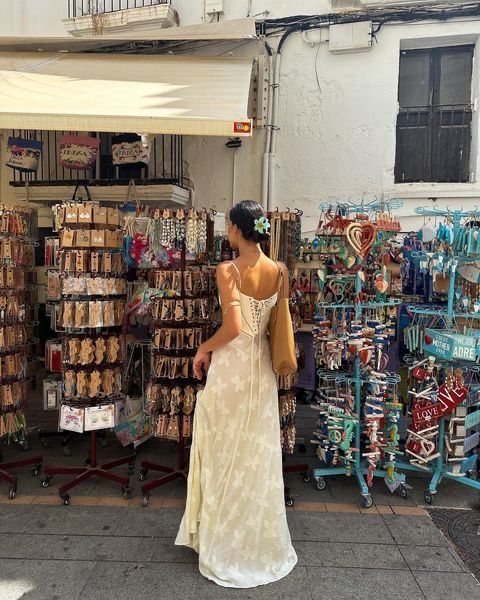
[0,56,478,508]
[0,114,306,506]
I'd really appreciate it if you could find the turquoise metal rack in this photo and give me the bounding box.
[395,205,480,503]
[311,198,409,508]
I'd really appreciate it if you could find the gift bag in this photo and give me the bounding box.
[114,398,150,446]
[5,137,43,172]
[112,134,150,168]
[59,135,99,170]
[60,405,84,433]
[84,404,115,431]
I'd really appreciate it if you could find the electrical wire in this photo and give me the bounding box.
[314,42,321,95]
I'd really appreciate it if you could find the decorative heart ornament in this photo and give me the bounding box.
[346,222,376,259]
[359,348,372,365]
[375,275,389,293]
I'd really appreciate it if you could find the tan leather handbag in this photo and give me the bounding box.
[269,266,297,376]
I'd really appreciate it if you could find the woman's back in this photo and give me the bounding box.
[229,254,282,301]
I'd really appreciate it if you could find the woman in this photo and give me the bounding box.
[175,200,298,588]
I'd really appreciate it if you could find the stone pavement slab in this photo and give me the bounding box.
[195,566,312,600]
[0,558,96,600]
[414,572,480,600]
[307,567,425,600]
[0,533,157,562]
[17,504,128,536]
[289,512,394,543]
[399,544,466,572]
[114,506,183,537]
[78,561,199,600]
[382,514,449,546]
[151,537,198,563]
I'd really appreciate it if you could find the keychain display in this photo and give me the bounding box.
[43,195,133,503]
[0,205,42,499]
[309,199,407,507]
[147,383,200,440]
[59,249,126,274]
[140,244,217,506]
[125,208,214,268]
[63,335,125,366]
[0,207,38,444]
[397,204,480,504]
[61,276,127,296]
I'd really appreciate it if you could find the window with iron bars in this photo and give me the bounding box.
[8,131,184,188]
[68,0,169,18]
[395,45,474,184]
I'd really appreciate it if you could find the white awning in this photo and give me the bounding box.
[0,19,257,51]
[0,52,253,136]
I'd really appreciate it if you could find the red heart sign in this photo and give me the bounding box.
[424,335,433,345]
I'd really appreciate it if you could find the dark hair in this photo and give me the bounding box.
[229,200,270,243]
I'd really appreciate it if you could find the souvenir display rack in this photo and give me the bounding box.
[139,209,216,506]
[0,206,43,499]
[309,200,408,508]
[41,192,135,504]
[397,206,480,503]
[265,209,310,506]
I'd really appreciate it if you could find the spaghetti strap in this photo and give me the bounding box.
[229,261,242,289]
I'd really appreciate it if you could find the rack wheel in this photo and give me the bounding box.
[467,470,477,481]
[122,486,132,500]
[424,490,434,505]
[285,496,295,508]
[61,494,70,506]
[18,440,29,452]
[32,465,41,477]
[362,495,373,509]
[41,477,51,488]
[40,437,49,449]
[142,493,150,508]
[302,472,311,483]
[63,445,72,457]
[399,484,408,499]
[8,487,17,500]
[139,469,148,482]
[315,477,326,491]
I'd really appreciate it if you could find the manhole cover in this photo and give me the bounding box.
[429,508,480,580]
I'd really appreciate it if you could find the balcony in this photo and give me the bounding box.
[64,1,178,37]
[8,130,189,207]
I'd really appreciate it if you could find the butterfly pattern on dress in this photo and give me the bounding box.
[175,265,297,589]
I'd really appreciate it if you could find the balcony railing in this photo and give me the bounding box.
[395,104,472,184]
[9,130,184,188]
[67,0,169,18]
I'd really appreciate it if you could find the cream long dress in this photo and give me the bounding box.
[175,262,297,588]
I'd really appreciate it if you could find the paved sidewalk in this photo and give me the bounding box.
[0,504,478,600]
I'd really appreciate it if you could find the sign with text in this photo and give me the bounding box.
[423,329,478,362]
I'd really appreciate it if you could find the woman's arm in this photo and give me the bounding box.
[193,263,242,379]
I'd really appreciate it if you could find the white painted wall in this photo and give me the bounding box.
[0,0,67,36]
[181,17,480,234]
[1,1,479,233]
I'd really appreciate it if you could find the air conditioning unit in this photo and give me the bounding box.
[205,0,224,15]
[329,21,373,54]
